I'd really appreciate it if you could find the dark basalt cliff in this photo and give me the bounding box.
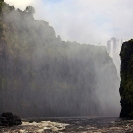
[0,0,120,117]
[120,39,133,118]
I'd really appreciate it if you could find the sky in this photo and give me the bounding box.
[4,0,133,45]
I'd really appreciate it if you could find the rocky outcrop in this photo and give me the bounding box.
[120,39,133,118]
[0,112,22,126]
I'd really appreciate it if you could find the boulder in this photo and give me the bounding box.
[0,112,22,126]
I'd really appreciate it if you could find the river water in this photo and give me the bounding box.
[0,117,133,133]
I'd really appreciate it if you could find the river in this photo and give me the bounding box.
[0,117,133,133]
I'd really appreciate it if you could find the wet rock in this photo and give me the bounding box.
[0,117,8,126]
[13,115,22,125]
[0,112,22,126]
[120,39,133,118]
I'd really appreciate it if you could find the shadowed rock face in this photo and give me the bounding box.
[120,39,133,118]
[0,1,120,117]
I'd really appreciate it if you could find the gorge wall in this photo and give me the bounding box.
[120,39,133,118]
[0,1,120,117]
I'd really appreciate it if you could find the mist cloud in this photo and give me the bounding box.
[5,0,133,44]
[1,0,121,117]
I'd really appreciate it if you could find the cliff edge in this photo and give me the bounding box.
[120,39,133,118]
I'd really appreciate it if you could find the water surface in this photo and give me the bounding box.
[1,117,133,133]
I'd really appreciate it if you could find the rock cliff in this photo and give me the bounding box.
[120,39,133,118]
[0,1,120,117]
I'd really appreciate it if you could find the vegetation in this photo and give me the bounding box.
[25,6,35,15]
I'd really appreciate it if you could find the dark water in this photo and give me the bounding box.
[1,117,133,133]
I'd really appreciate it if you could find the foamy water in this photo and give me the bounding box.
[1,117,133,133]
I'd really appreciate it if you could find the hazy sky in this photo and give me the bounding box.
[4,0,133,45]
